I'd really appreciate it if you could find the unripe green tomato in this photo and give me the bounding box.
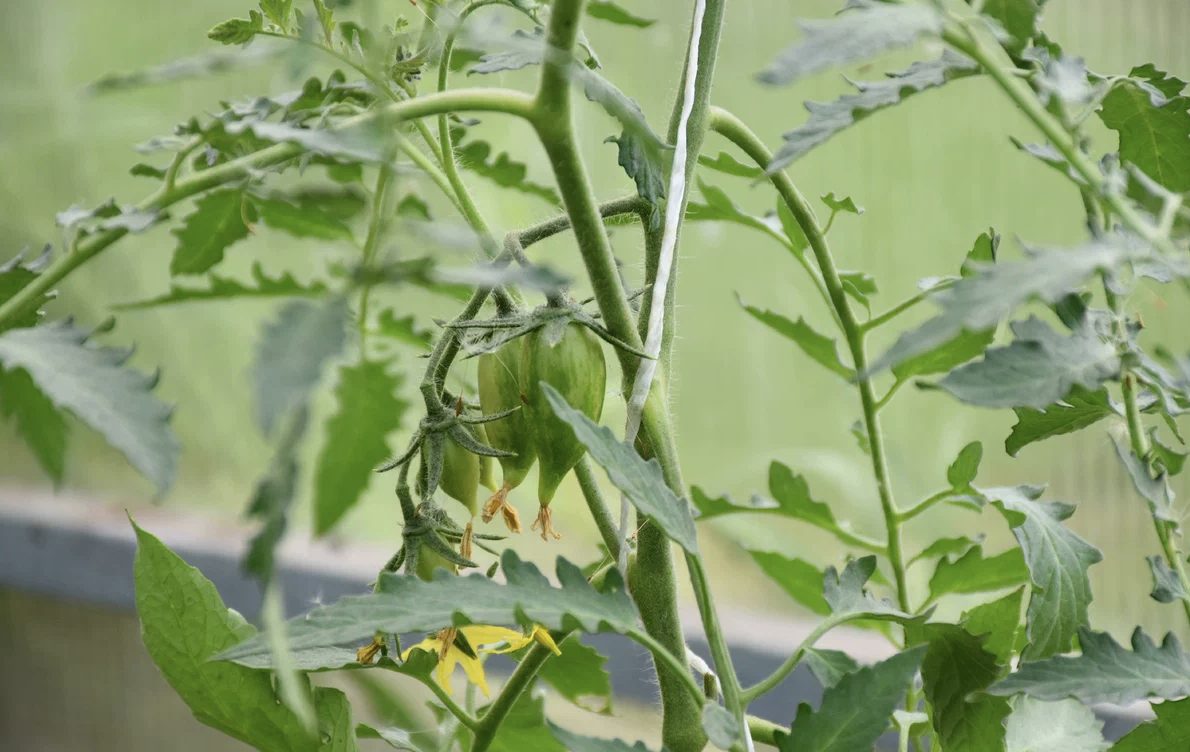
[439,434,480,516]
[415,546,455,581]
[475,423,498,492]
[522,323,606,506]
[477,346,537,490]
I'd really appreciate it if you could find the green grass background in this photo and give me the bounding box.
[2,0,1189,639]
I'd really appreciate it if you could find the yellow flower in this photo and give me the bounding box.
[401,624,562,696]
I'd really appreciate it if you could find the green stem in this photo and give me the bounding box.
[358,165,395,353]
[898,489,957,524]
[941,20,1176,256]
[688,555,747,736]
[747,716,783,748]
[741,615,840,703]
[709,106,912,616]
[574,457,622,561]
[0,87,535,331]
[532,3,704,749]
[1105,284,1190,627]
[471,636,558,752]
[419,673,479,731]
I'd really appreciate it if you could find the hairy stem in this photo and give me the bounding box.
[532,2,704,749]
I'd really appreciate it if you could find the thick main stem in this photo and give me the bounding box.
[709,107,912,615]
[531,3,704,749]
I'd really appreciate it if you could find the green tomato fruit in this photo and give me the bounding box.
[439,433,480,516]
[522,323,606,524]
[477,345,537,488]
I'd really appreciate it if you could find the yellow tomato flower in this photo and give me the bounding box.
[401,624,562,696]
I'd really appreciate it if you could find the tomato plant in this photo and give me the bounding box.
[3,0,1190,750]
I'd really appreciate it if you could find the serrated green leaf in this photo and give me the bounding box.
[116,262,329,309]
[0,321,176,492]
[688,180,780,237]
[313,361,407,534]
[928,545,1029,603]
[992,627,1190,705]
[758,4,943,86]
[132,522,355,751]
[537,636,613,714]
[607,130,666,219]
[741,302,853,380]
[548,722,657,752]
[355,723,417,750]
[821,192,863,216]
[455,136,560,205]
[802,648,858,689]
[0,247,52,331]
[776,646,925,752]
[947,441,983,488]
[1147,555,1190,605]
[1112,697,1190,751]
[873,237,1146,374]
[976,0,1045,53]
[986,487,1102,660]
[825,556,919,623]
[1111,431,1177,522]
[0,366,68,483]
[219,551,640,662]
[252,298,349,436]
[228,119,391,163]
[469,29,544,75]
[1150,430,1187,476]
[690,462,842,539]
[244,408,307,583]
[542,383,698,553]
[1100,68,1190,194]
[170,189,250,275]
[911,536,979,567]
[935,317,1119,409]
[892,327,995,381]
[1004,697,1107,752]
[748,551,830,615]
[698,151,763,178]
[209,12,265,45]
[839,270,878,310]
[251,194,355,241]
[374,309,433,349]
[768,51,976,171]
[259,0,292,30]
[1005,386,1115,456]
[586,1,654,28]
[962,587,1026,665]
[917,623,1011,752]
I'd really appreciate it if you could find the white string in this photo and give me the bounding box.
[617,0,706,571]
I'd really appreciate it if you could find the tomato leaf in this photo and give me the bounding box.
[0,366,68,483]
[116,262,329,309]
[313,360,407,534]
[740,301,853,380]
[218,550,640,663]
[775,646,926,752]
[536,636,613,714]
[928,546,1029,603]
[992,627,1190,705]
[0,320,177,493]
[132,521,356,751]
[758,3,943,86]
[1111,697,1190,751]
[1005,386,1115,456]
[586,1,655,29]
[252,298,349,436]
[542,382,699,554]
[748,551,830,615]
[915,623,1011,752]
[934,317,1119,410]
[872,237,1149,375]
[170,189,250,275]
[985,486,1103,660]
[1004,697,1107,752]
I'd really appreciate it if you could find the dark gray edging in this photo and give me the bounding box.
[0,488,1149,744]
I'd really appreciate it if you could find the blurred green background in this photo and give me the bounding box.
[2,0,1190,744]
